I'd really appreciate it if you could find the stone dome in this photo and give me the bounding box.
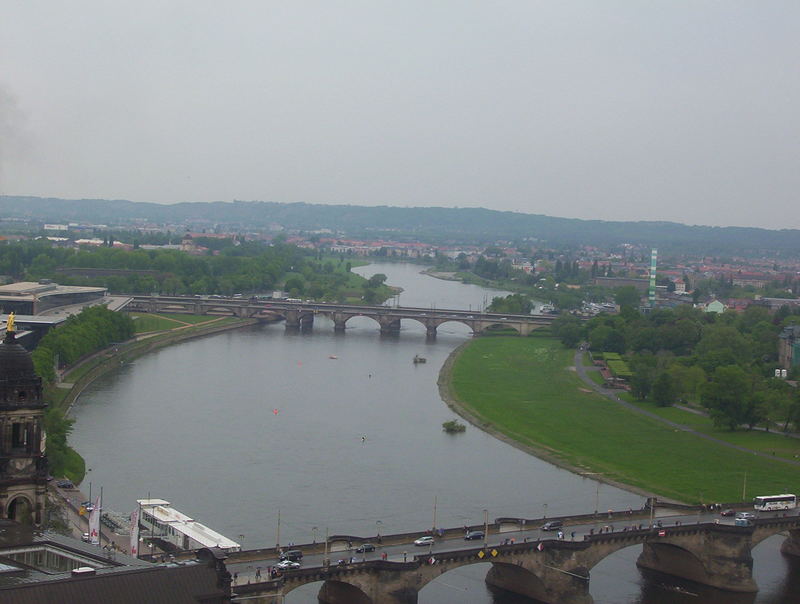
[0,331,37,380]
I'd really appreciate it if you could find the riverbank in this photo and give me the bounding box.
[48,315,258,483]
[438,335,800,504]
[437,340,652,501]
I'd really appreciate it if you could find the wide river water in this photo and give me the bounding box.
[71,262,799,603]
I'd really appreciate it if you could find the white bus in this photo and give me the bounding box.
[753,494,797,512]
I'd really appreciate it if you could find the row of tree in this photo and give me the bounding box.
[31,307,135,478]
[552,302,800,431]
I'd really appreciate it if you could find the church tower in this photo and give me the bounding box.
[0,314,48,525]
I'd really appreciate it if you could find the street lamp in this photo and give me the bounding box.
[543,503,548,520]
[483,509,489,549]
[312,526,318,545]
[376,520,382,545]
[238,534,245,550]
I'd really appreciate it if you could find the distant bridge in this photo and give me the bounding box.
[122,295,558,337]
[229,511,800,604]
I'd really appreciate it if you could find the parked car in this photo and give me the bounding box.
[275,559,300,570]
[355,543,375,553]
[720,508,736,517]
[464,530,484,541]
[80,501,94,512]
[56,480,74,489]
[414,536,435,546]
[541,521,563,531]
[279,549,303,561]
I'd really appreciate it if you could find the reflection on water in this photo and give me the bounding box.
[72,263,800,604]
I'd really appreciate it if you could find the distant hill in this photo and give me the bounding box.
[1,195,798,254]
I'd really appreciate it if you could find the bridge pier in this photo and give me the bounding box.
[780,527,800,557]
[379,319,401,335]
[636,529,757,593]
[300,313,314,330]
[425,324,437,339]
[284,310,301,330]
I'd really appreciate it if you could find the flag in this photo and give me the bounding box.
[130,508,140,557]
[537,542,544,552]
[88,495,101,545]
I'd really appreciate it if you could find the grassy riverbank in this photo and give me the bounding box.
[443,336,800,504]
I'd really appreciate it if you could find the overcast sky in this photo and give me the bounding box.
[1,1,798,229]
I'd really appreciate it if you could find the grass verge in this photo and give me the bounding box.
[446,336,800,504]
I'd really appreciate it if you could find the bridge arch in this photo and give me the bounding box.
[484,560,549,602]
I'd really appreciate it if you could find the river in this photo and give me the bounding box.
[70,262,799,603]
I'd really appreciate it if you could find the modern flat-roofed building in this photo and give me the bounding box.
[0,282,106,315]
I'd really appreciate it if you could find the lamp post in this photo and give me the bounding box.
[376,520,382,545]
[276,510,281,550]
[543,503,548,520]
[312,526,318,545]
[238,534,245,551]
[483,509,489,549]
[323,527,329,567]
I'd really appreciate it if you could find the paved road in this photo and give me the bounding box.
[225,508,788,586]
[572,348,800,467]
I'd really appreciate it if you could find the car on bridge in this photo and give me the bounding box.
[279,549,303,561]
[541,520,563,531]
[355,543,375,553]
[720,508,736,517]
[464,530,484,541]
[414,536,435,546]
[736,512,756,520]
[275,559,301,570]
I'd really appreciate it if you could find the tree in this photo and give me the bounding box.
[652,372,677,407]
[367,273,387,288]
[701,365,761,430]
[615,286,641,309]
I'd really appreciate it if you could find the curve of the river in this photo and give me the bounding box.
[70,262,799,604]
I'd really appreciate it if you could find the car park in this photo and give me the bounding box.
[541,521,563,531]
[275,560,300,570]
[414,536,435,546]
[279,549,303,561]
[464,530,484,541]
[355,543,375,553]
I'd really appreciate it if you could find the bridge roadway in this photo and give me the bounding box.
[122,295,558,337]
[204,505,800,603]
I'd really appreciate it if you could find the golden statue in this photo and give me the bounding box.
[6,312,15,333]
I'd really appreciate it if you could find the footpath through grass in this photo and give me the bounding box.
[449,336,800,504]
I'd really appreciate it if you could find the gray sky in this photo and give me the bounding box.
[1,1,798,229]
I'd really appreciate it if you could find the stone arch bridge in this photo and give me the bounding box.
[123,295,558,337]
[232,516,800,604]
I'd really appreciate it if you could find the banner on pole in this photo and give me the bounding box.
[88,496,101,545]
[130,508,140,557]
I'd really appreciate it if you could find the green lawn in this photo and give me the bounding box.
[623,395,800,462]
[450,337,800,503]
[129,312,215,333]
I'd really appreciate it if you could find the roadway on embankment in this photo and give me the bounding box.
[572,348,800,467]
